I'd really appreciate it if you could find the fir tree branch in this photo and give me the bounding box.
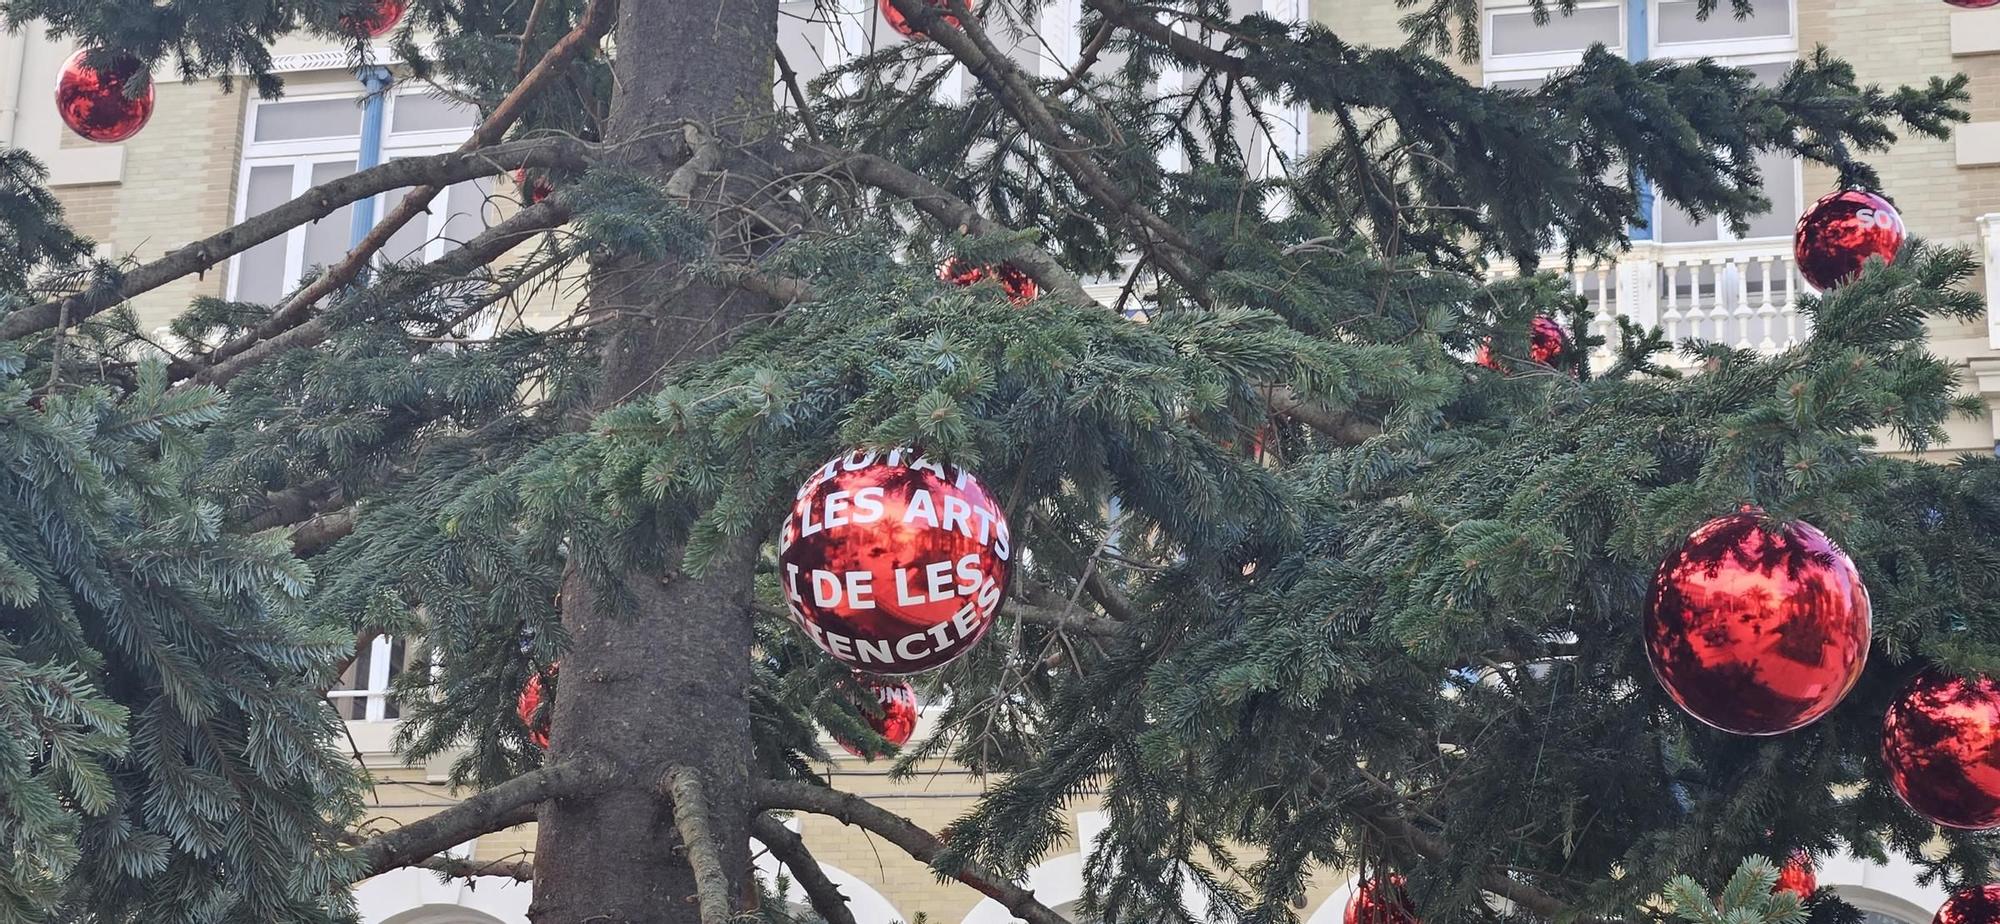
[751,813,859,924]
[420,853,538,882]
[1261,386,1382,442]
[754,779,1076,924]
[0,138,589,343]
[664,766,737,924]
[349,759,613,881]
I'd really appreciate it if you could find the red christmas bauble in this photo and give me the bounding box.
[1346,876,1418,924]
[780,449,1012,674]
[55,50,154,144]
[879,0,963,38]
[514,168,554,205]
[1935,885,2000,924]
[1643,509,1871,736]
[341,0,407,37]
[1883,670,2000,829]
[836,677,920,758]
[1945,0,2000,8]
[1474,315,1570,371]
[939,257,1038,305]
[517,665,556,748]
[1794,190,1905,291]
[1775,853,1817,900]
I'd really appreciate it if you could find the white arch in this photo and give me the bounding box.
[958,812,1222,924]
[356,867,535,924]
[1302,878,1360,924]
[1820,848,1947,923]
[755,820,908,924]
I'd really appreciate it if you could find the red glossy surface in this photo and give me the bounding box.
[879,0,963,38]
[1346,876,1418,924]
[1944,0,1999,9]
[939,257,1039,305]
[518,665,556,749]
[1775,853,1817,900]
[780,449,1012,674]
[1794,189,1905,291]
[514,168,554,205]
[1474,315,1570,371]
[341,0,407,37]
[837,677,920,758]
[1883,670,2000,830]
[1935,885,2000,924]
[1643,510,1872,736]
[55,50,154,144]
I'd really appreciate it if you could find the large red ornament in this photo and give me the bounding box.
[1934,885,2000,924]
[341,0,407,37]
[1945,0,2000,8]
[517,666,556,749]
[1775,853,1817,900]
[780,449,1012,674]
[879,0,963,38]
[1346,876,1418,924]
[1475,315,1570,371]
[55,50,154,144]
[1643,509,1871,736]
[514,168,555,205]
[940,258,1038,305]
[1882,670,2000,830]
[836,677,920,758]
[1794,190,1905,291]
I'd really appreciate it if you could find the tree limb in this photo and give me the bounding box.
[664,766,737,924]
[421,854,538,882]
[754,779,1075,924]
[348,760,612,881]
[1261,386,1382,443]
[751,813,859,924]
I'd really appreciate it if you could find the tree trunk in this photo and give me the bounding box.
[529,0,779,920]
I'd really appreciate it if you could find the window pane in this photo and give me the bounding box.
[436,178,495,254]
[1743,151,1799,239]
[1657,0,1791,43]
[1743,61,1790,88]
[1489,77,1547,92]
[1489,6,1621,56]
[1657,200,1717,244]
[234,165,295,303]
[380,184,434,263]
[302,161,358,272]
[254,98,363,142]
[390,93,479,134]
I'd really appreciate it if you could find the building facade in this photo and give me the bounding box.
[3,0,1997,921]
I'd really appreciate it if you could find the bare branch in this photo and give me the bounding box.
[1261,386,1382,443]
[664,766,737,924]
[751,813,858,924]
[420,854,538,882]
[349,760,613,882]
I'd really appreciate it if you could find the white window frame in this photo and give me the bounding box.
[1481,0,1627,86]
[1648,0,1797,60]
[226,86,480,302]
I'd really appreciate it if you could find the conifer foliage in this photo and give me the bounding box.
[1,0,1997,922]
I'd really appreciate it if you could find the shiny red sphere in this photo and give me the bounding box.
[55,50,154,144]
[939,258,1039,305]
[1474,315,1570,372]
[341,0,407,37]
[514,168,554,205]
[1935,885,2000,924]
[1775,853,1817,900]
[1644,510,1872,736]
[1883,670,2000,830]
[1346,876,1418,924]
[780,449,1012,674]
[1794,189,1905,291]
[517,665,556,749]
[836,677,920,758]
[1944,0,2000,8]
[879,0,963,38]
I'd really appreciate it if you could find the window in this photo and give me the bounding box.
[328,633,408,721]
[1651,61,1800,243]
[228,89,492,304]
[1484,1,1624,82]
[1653,0,1795,55]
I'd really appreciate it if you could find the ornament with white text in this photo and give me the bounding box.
[880,0,963,38]
[940,257,1039,305]
[1345,876,1418,924]
[1644,508,1871,735]
[1475,315,1570,372]
[836,677,919,758]
[1882,669,2000,830]
[1775,853,1817,900]
[1934,885,2000,924]
[517,665,556,749]
[1795,189,1905,291]
[341,0,407,37]
[1945,0,1999,8]
[780,449,1012,674]
[55,50,154,144]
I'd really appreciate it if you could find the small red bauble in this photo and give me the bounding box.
[879,0,963,38]
[939,257,1038,305]
[1346,876,1418,924]
[1475,316,1569,371]
[1794,190,1905,291]
[341,0,407,37]
[55,50,154,144]
[1775,853,1817,900]
[517,665,556,748]
[836,677,920,758]
[514,168,554,205]
[1643,509,1871,736]
[1935,885,2000,924]
[1945,0,2000,8]
[780,449,1012,674]
[1883,670,2000,830]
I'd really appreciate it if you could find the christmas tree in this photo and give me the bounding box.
[2,0,1996,923]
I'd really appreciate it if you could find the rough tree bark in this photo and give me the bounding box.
[527,0,779,920]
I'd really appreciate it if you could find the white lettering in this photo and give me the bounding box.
[941,495,973,538]
[955,553,981,595]
[952,603,983,640]
[971,506,997,546]
[895,632,933,662]
[852,487,885,524]
[823,490,851,530]
[812,570,842,606]
[895,568,926,607]
[842,450,879,471]
[926,560,956,601]
[785,563,804,603]
[827,632,855,661]
[903,490,940,528]
[854,636,894,664]
[909,455,949,479]
[800,496,825,538]
[845,570,875,609]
